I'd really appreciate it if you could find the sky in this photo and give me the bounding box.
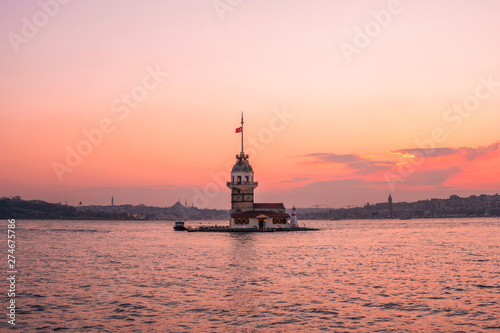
[1,0,500,209]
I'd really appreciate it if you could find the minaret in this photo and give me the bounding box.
[111,196,114,206]
[227,113,258,214]
[388,194,393,218]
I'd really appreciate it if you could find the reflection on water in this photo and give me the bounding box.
[4,218,500,332]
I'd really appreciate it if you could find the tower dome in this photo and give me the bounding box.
[232,153,253,172]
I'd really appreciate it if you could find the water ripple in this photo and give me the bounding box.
[12,218,500,332]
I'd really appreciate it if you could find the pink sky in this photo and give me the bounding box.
[1,0,500,209]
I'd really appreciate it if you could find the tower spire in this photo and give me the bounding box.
[240,112,244,155]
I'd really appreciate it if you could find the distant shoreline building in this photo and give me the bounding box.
[388,194,393,218]
[226,114,296,229]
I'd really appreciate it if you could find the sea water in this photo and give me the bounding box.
[3,218,499,332]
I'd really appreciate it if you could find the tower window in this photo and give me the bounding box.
[237,176,241,184]
[245,176,249,183]
[235,218,249,224]
[273,218,286,224]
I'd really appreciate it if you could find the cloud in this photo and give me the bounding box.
[462,142,499,160]
[280,177,311,183]
[395,141,500,160]
[300,153,393,174]
[400,167,462,186]
[281,140,500,208]
[303,153,359,164]
[350,160,393,175]
[394,147,457,158]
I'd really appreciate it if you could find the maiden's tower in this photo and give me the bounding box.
[226,113,298,230]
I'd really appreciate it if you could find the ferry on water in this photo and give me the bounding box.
[173,220,187,231]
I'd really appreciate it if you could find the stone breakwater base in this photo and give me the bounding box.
[186,227,318,232]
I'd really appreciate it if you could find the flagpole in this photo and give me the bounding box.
[241,112,244,155]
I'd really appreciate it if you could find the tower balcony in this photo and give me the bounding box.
[227,181,258,190]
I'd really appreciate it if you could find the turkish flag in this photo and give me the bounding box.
[235,127,242,133]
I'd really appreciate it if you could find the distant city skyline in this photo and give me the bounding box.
[1,1,500,209]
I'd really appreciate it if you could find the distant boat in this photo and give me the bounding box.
[173,220,187,231]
